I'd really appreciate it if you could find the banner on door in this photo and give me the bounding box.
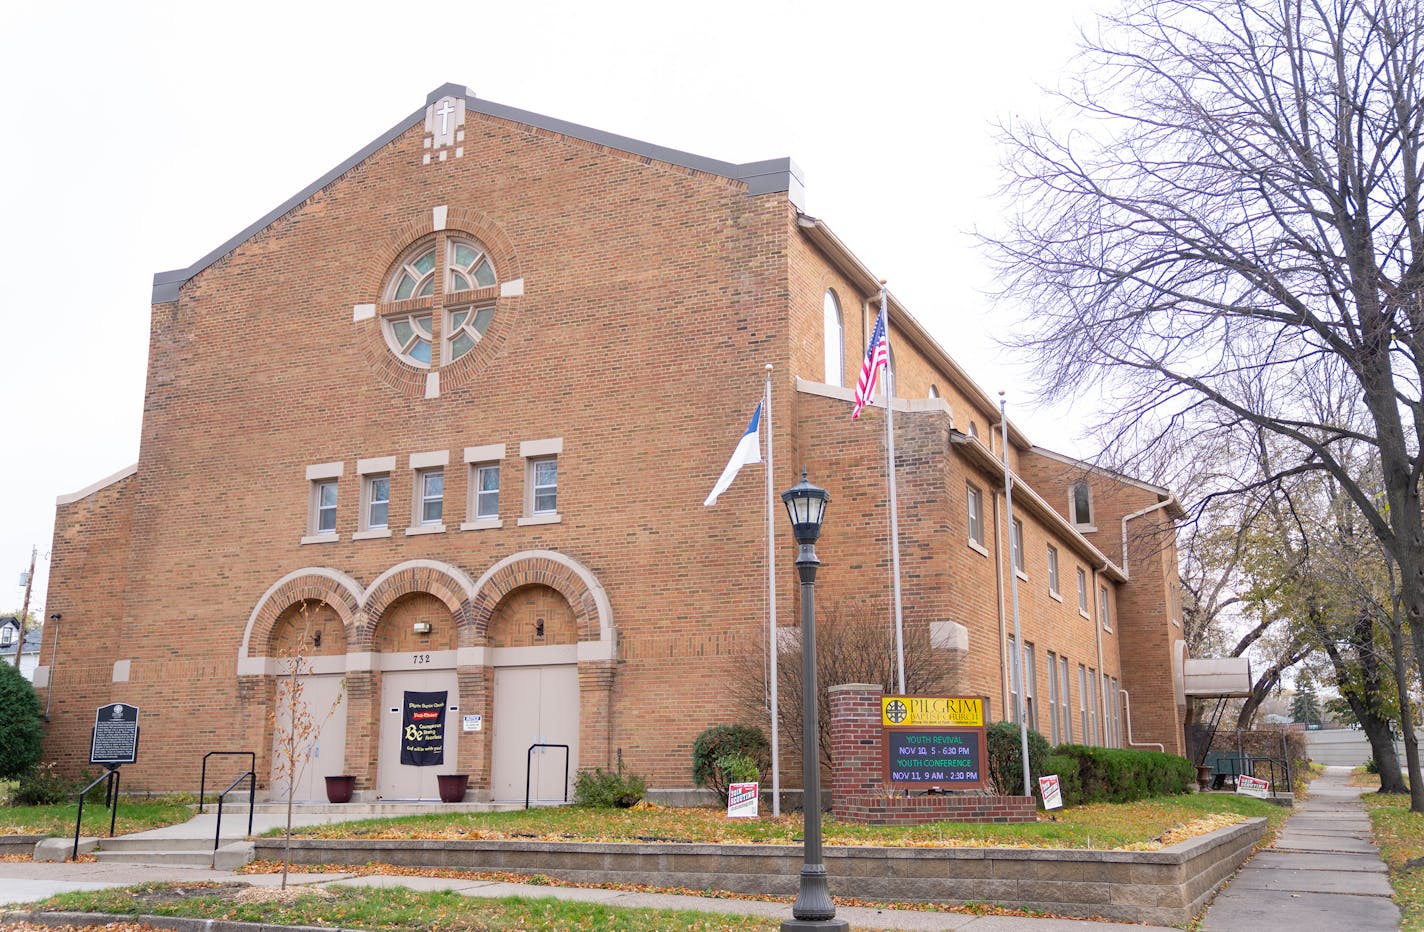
[400,690,447,766]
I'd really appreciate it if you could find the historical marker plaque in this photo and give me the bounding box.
[90,703,140,765]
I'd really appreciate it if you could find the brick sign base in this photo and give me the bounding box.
[830,683,1035,825]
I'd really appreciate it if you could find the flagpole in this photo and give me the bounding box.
[880,281,906,695]
[764,364,781,817]
[1001,392,1031,796]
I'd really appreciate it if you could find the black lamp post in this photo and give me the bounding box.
[780,470,848,932]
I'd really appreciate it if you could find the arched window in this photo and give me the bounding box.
[823,290,844,387]
[929,384,940,399]
[380,235,498,369]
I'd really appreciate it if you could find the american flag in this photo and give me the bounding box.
[852,307,889,419]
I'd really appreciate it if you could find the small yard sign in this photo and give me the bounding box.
[1236,774,1270,798]
[727,782,759,818]
[1038,773,1064,810]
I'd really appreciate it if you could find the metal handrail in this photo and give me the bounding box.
[213,770,256,860]
[525,743,571,810]
[198,751,256,812]
[72,769,120,861]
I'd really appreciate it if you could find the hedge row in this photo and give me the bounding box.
[986,721,1194,804]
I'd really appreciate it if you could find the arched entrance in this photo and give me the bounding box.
[486,584,580,803]
[371,592,461,800]
[266,600,348,802]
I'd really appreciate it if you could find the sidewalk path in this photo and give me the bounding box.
[1198,765,1399,931]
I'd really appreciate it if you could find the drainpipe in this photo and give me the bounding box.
[1120,687,1165,753]
[1119,499,1174,578]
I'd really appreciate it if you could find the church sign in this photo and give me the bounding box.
[882,696,988,790]
[90,703,140,765]
[399,691,447,766]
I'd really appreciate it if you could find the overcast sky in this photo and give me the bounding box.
[0,0,1107,617]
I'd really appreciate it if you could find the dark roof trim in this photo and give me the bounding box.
[152,83,804,303]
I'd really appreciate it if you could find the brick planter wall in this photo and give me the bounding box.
[829,683,1034,824]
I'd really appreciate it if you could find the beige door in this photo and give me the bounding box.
[269,674,347,802]
[491,664,579,804]
[377,669,459,800]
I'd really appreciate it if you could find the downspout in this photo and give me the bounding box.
[1119,499,1174,578]
[993,491,1010,721]
[1120,688,1165,753]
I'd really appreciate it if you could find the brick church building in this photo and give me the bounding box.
[39,85,1188,802]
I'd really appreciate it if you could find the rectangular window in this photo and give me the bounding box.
[1047,651,1060,744]
[1058,655,1072,742]
[364,474,390,530]
[1077,568,1089,615]
[1103,673,1114,746]
[418,468,444,524]
[1023,641,1037,733]
[311,479,337,534]
[1088,667,1100,745]
[1099,585,1112,631]
[531,457,558,514]
[1047,545,1060,595]
[1111,677,1121,749]
[1007,634,1019,724]
[1078,665,1089,743]
[475,464,500,518]
[0,626,13,648]
[967,484,985,547]
[1011,518,1026,575]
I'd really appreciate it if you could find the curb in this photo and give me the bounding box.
[2,910,366,932]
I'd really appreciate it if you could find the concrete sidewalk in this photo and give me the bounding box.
[1198,766,1399,931]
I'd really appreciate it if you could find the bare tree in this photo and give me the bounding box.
[986,0,1424,788]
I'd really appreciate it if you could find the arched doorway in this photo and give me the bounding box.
[267,600,348,802]
[487,584,580,803]
[372,593,460,800]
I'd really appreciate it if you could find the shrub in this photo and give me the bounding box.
[716,752,761,788]
[573,767,646,808]
[1365,757,1379,774]
[12,762,86,806]
[1051,745,1194,803]
[1041,753,1082,805]
[985,721,1051,796]
[692,724,770,800]
[0,660,43,782]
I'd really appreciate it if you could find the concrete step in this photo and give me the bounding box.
[94,848,217,867]
[98,837,216,852]
[248,801,525,816]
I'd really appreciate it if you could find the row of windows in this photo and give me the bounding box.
[966,484,1113,631]
[304,442,560,542]
[1006,637,1123,748]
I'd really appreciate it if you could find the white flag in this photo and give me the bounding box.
[704,402,763,506]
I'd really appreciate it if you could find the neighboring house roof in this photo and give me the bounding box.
[152,83,804,304]
[0,617,39,658]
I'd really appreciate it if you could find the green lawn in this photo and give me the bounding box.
[0,798,195,836]
[271,792,1287,851]
[29,882,781,931]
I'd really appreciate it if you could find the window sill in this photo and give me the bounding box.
[1102,625,1114,634]
[1079,609,1091,620]
[353,528,392,541]
[1015,570,1029,582]
[1074,524,1098,533]
[300,533,339,545]
[1048,589,1063,603]
[460,518,504,531]
[967,540,989,557]
[404,523,446,536]
[518,512,562,527]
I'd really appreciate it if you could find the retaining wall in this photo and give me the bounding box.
[254,817,1266,925]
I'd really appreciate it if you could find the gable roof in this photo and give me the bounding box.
[152,84,805,303]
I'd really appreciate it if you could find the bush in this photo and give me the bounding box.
[0,660,43,782]
[1041,752,1082,805]
[692,724,770,800]
[12,762,87,806]
[985,721,1051,796]
[1051,745,1194,803]
[716,752,761,787]
[1365,757,1380,774]
[573,767,646,808]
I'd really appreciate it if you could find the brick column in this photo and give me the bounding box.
[579,660,616,771]
[457,667,485,786]
[829,683,884,818]
[343,670,379,790]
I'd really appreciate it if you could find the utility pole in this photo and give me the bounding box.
[13,546,36,668]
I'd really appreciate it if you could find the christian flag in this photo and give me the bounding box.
[852,308,890,419]
[704,401,763,506]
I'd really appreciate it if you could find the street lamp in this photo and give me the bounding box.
[780,470,847,932]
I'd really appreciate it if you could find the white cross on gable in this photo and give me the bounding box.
[437,100,455,135]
